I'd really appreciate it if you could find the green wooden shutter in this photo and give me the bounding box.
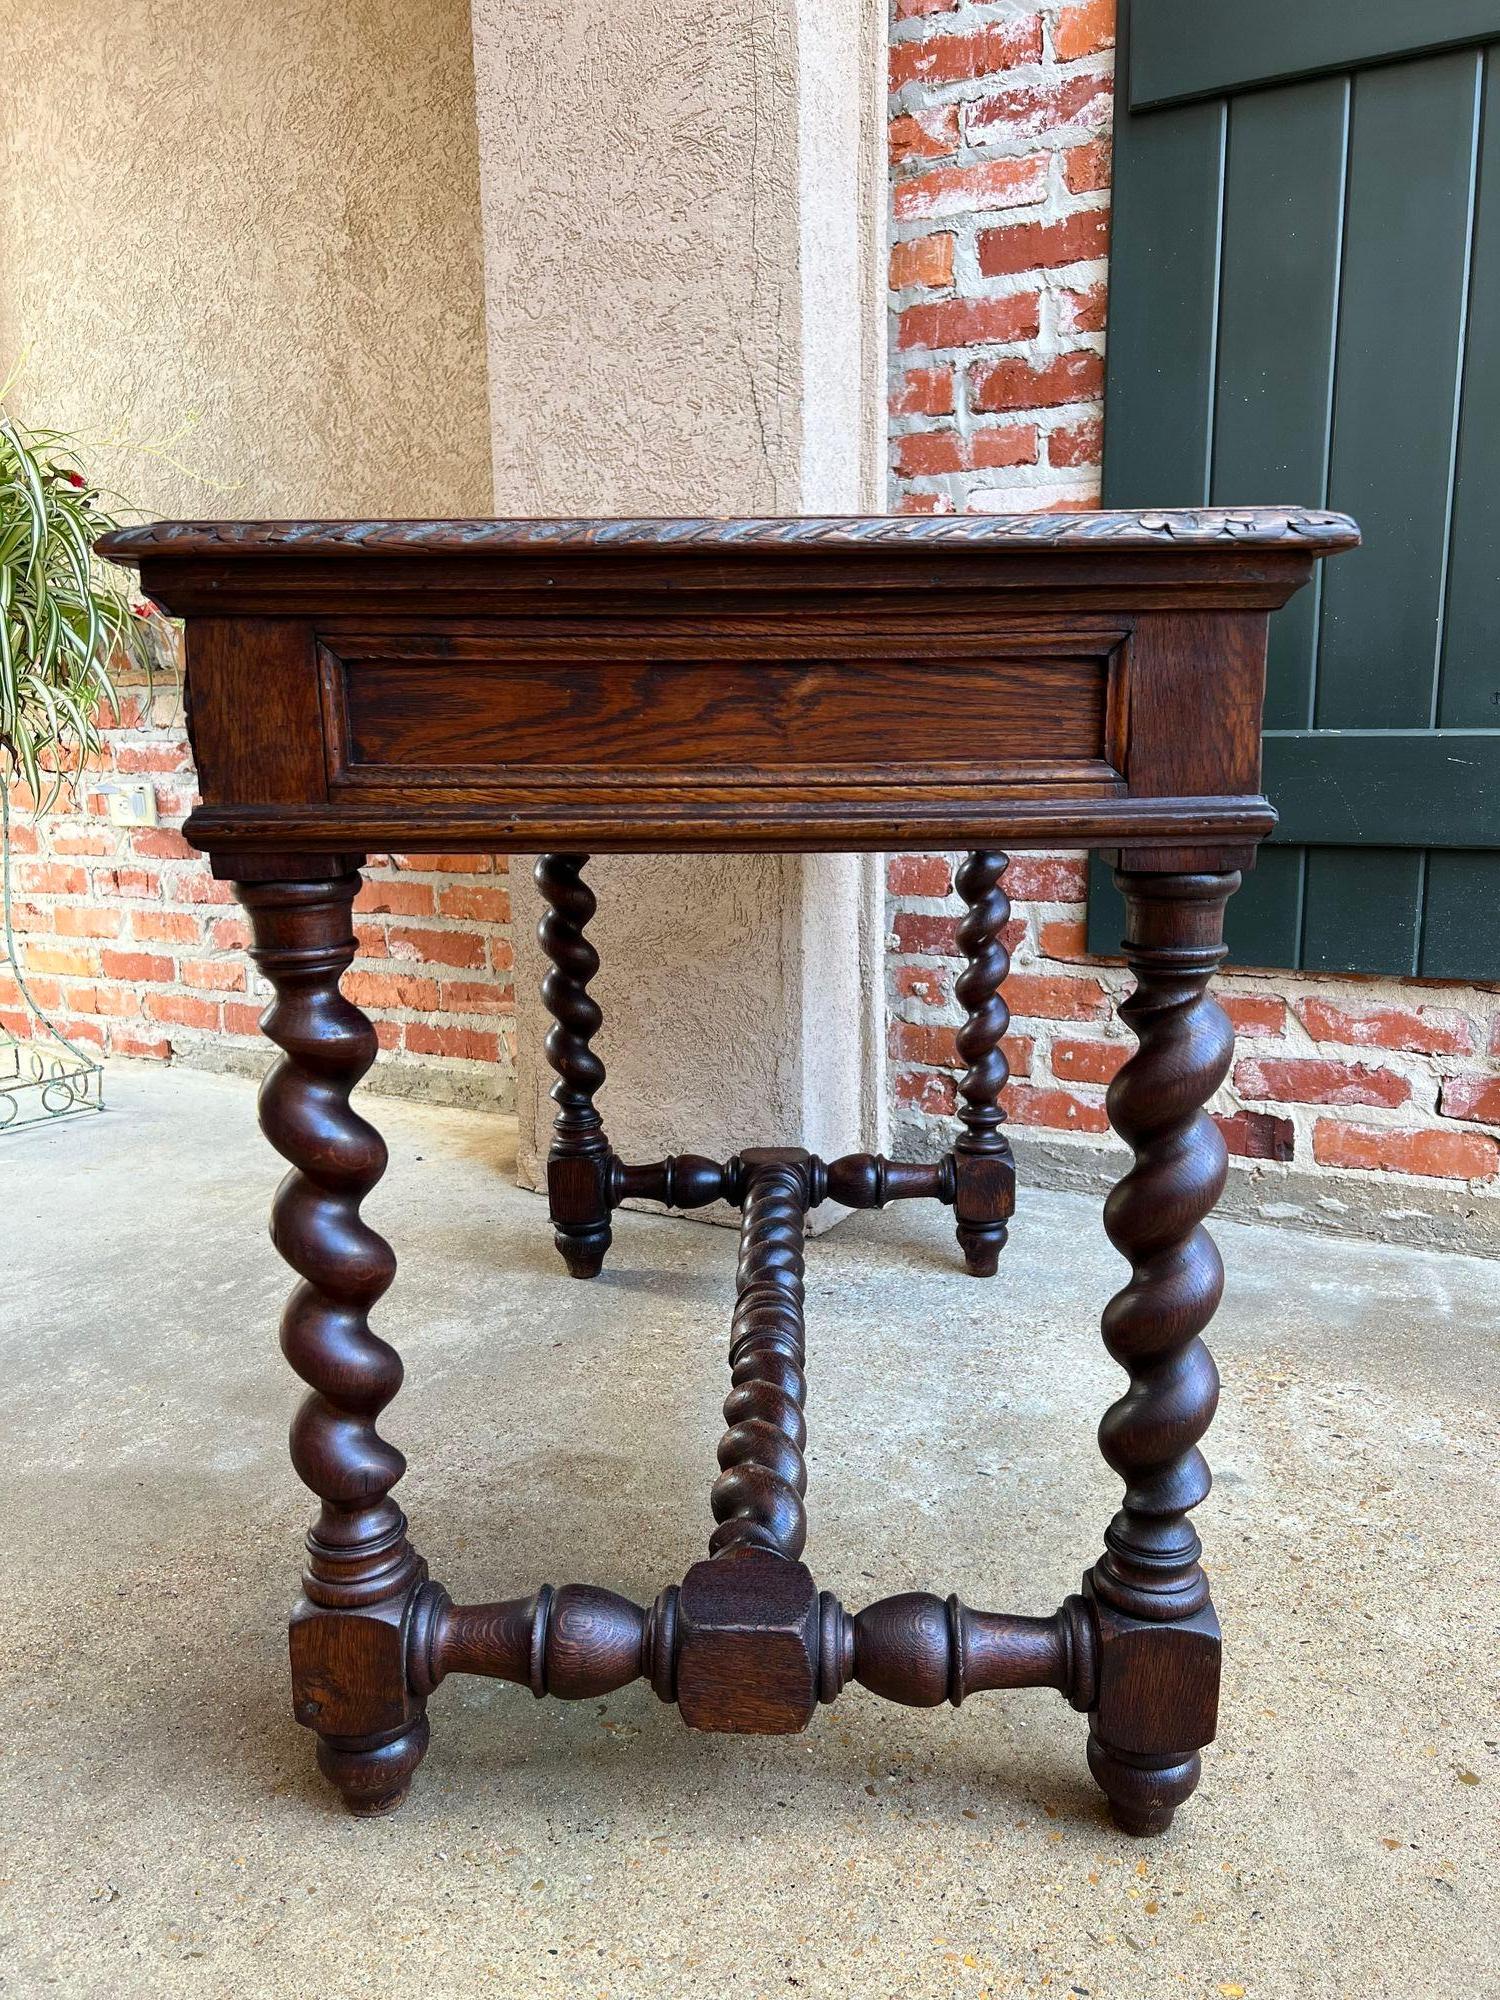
[1089,0,1500,976]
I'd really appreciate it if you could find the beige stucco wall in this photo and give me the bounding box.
[0,0,492,517]
[471,0,885,515]
[475,0,891,1218]
[474,0,801,513]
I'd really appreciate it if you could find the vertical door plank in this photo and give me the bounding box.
[1420,852,1500,975]
[1438,51,1500,726]
[1101,14,1226,509]
[1301,849,1424,974]
[1317,52,1482,730]
[1222,846,1308,970]
[1212,79,1348,732]
[1084,854,1127,960]
[1101,10,1500,981]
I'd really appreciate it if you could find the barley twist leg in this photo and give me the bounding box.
[239,868,430,1815]
[1085,869,1240,1836]
[537,852,612,1278]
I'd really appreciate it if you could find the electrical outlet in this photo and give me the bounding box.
[104,783,158,829]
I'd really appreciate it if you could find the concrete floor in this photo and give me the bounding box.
[2,1067,1496,2000]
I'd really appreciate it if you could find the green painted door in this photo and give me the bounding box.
[1089,0,1500,976]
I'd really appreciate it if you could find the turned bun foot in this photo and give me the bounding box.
[557,1225,610,1279]
[956,1221,1006,1278]
[1087,1734,1201,1837]
[317,1716,431,1816]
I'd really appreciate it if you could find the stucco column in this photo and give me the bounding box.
[471,0,888,1219]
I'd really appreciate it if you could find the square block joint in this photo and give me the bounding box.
[676,1552,820,1735]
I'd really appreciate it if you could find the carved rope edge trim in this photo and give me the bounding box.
[96,507,1361,559]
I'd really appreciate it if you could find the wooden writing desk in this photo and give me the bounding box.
[100,508,1358,1834]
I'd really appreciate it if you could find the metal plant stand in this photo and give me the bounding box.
[0,790,104,1132]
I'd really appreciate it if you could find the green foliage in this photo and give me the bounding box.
[0,405,169,813]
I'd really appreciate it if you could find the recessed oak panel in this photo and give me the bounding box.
[329,648,1116,779]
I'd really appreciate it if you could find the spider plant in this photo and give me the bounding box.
[0,402,167,814]
[0,394,175,1127]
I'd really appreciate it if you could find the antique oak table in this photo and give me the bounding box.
[100,508,1357,1835]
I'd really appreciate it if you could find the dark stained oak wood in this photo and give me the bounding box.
[813,1152,952,1208]
[710,1152,812,1563]
[185,620,324,806]
[191,793,1279,860]
[611,1153,743,1208]
[333,647,1113,773]
[97,510,1359,1830]
[611,1149,952,1212]
[677,1549,823,1734]
[236,872,431,1815]
[1084,869,1239,1835]
[536,854,612,1278]
[94,504,1360,560]
[406,1561,1102,1734]
[950,852,1017,1276]
[98,508,1357,861]
[409,1581,680,1704]
[837,1590,1097,1710]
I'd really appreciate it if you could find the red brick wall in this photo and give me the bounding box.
[885,0,1500,1200]
[883,850,1500,1194]
[890,0,1111,515]
[1,679,515,1108]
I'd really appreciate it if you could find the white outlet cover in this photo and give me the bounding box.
[106,783,158,829]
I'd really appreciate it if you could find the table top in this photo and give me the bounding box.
[98,507,1359,559]
[97,508,1359,870]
